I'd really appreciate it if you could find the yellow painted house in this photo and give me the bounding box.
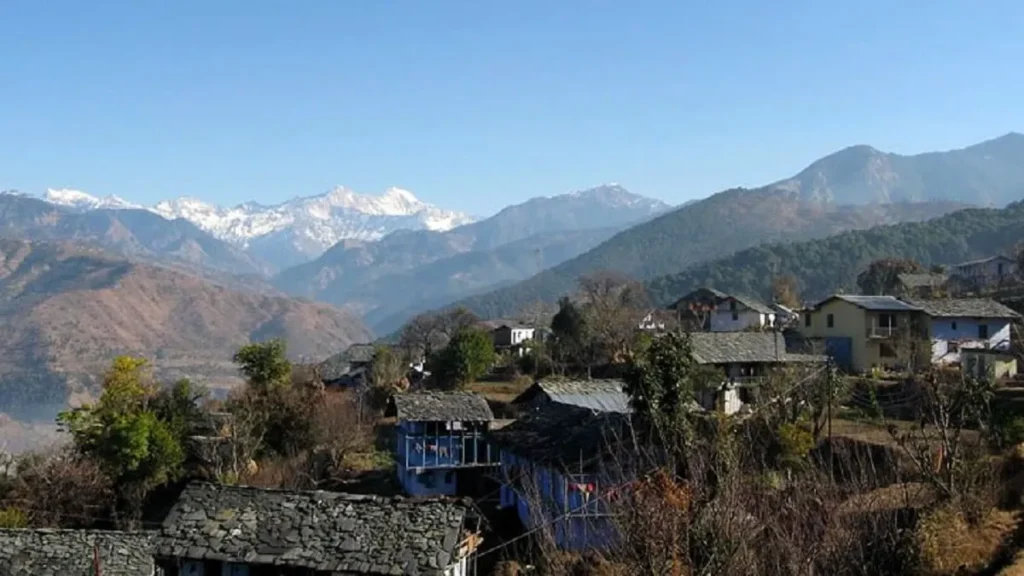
[799,295,930,373]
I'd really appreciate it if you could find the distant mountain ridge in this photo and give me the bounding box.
[769,132,1024,205]
[271,184,670,330]
[40,186,476,270]
[441,133,1024,321]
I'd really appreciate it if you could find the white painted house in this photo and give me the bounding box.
[903,297,1020,364]
[710,295,776,332]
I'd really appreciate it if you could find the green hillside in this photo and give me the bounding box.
[646,202,1024,306]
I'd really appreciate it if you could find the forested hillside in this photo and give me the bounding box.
[453,191,966,319]
[646,202,1024,306]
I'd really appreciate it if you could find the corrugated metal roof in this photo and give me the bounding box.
[530,379,631,413]
[829,295,923,312]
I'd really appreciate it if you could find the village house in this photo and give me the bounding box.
[949,255,1016,289]
[491,324,535,356]
[689,331,825,414]
[667,287,729,330]
[318,343,377,387]
[153,482,482,576]
[0,528,157,575]
[386,391,499,497]
[799,295,930,373]
[902,298,1019,365]
[897,272,950,298]
[491,403,630,552]
[511,379,630,414]
[667,288,775,331]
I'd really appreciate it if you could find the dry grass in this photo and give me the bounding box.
[468,379,532,404]
[918,507,1019,575]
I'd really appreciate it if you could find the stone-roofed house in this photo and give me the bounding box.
[153,482,481,576]
[385,392,499,497]
[0,529,157,576]
[799,294,930,373]
[903,297,1020,365]
[511,379,630,414]
[490,403,631,552]
[689,332,825,414]
[897,273,949,297]
[709,294,776,332]
[319,343,378,388]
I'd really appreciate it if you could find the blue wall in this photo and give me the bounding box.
[929,317,1011,362]
[498,451,618,551]
[395,420,496,497]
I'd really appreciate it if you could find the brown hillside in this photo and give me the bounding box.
[0,238,372,420]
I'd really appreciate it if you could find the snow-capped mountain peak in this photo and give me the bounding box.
[45,188,141,211]
[36,185,475,268]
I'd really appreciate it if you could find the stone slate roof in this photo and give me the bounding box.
[489,403,630,472]
[668,287,730,310]
[319,343,378,381]
[512,379,630,413]
[155,483,471,575]
[390,391,494,422]
[689,332,824,365]
[954,255,1014,268]
[903,298,1021,319]
[898,273,949,290]
[726,295,774,314]
[0,529,157,576]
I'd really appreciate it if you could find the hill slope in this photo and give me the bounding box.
[645,202,1024,306]
[770,132,1024,205]
[0,239,372,420]
[451,192,966,319]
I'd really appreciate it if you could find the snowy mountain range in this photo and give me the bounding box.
[42,186,475,269]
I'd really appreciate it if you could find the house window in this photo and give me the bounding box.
[878,313,895,328]
[732,310,739,321]
[979,324,989,339]
[222,564,250,576]
[181,561,205,576]
[805,314,812,327]
[951,321,958,331]
[826,314,834,328]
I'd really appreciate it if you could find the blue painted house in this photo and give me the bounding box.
[491,402,631,552]
[387,391,499,497]
[904,298,1020,364]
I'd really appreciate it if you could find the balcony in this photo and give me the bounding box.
[867,324,898,339]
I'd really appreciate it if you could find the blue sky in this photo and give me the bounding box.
[1,1,1022,216]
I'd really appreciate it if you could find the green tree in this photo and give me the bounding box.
[57,357,184,520]
[433,328,496,389]
[233,339,291,391]
[151,378,209,446]
[550,296,590,373]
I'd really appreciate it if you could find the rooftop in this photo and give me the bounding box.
[902,298,1021,319]
[489,403,630,472]
[512,379,630,413]
[953,255,1014,268]
[0,529,156,576]
[668,287,730,310]
[822,294,923,312]
[319,343,378,381]
[897,273,949,290]
[389,391,494,422]
[155,483,472,575]
[724,294,774,314]
[689,332,824,365]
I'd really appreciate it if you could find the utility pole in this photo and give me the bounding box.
[93,543,102,576]
[827,359,834,483]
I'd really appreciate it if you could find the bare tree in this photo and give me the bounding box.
[577,271,651,364]
[399,312,445,361]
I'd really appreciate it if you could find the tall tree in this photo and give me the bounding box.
[856,258,923,295]
[435,307,481,340]
[399,312,444,360]
[577,271,651,364]
[432,328,496,389]
[550,296,590,374]
[57,357,184,522]
[771,275,801,308]
[233,339,291,392]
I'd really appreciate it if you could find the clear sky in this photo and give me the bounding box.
[1,0,1022,216]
